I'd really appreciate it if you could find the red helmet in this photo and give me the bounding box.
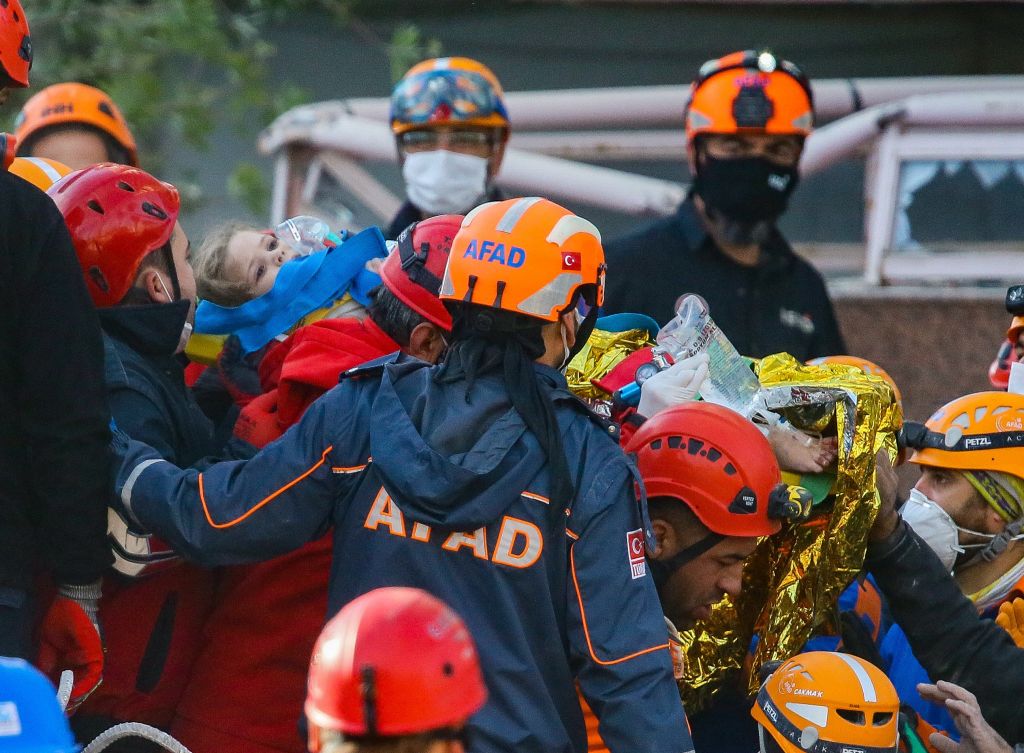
[0,0,31,88]
[305,587,487,749]
[625,402,783,537]
[48,163,180,308]
[381,215,460,332]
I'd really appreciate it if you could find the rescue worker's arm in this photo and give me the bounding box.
[107,386,180,462]
[866,519,1024,743]
[568,462,695,753]
[115,386,351,566]
[19,211,112,585]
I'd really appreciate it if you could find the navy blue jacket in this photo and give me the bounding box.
[116,356,694,753]
[603,196,845,360]
[100,301,219,469]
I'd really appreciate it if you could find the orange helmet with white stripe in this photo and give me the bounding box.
[685,50,813,141]
[440,197,605,322]
[751,652,899,753]
[8,156,72,192]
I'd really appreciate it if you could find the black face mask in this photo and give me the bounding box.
[693,154,800,228]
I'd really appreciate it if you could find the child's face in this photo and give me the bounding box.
[224,230,299,299]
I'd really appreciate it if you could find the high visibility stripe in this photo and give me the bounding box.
[332,459,369,475]
[121,459,168,521]
[496,197,541,233]
[570,544,668,665]
[834,652,877,702]
[546,214,601,245]
[199,446,333,529]
[24,157,64,184]
[461,200,499,228]
[521,491,550,505]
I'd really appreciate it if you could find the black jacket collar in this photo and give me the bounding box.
[98,299,191,357]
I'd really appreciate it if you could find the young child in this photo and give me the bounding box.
[187,219,386,366]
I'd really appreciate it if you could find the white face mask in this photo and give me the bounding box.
[402,150,488,216]
[558,310,582,374]
[900,488,994,573]
[156,273,194,355]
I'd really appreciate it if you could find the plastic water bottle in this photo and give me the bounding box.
[656,294,764,418]
[274,215,342,256]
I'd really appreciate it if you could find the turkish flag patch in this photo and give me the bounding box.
[627,529,646,580]
[562,252,581,271]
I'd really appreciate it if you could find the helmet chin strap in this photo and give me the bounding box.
[159,243,181,300]
[649,533,725,589]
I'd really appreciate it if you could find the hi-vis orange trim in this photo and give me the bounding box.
[570,545,668,666]
[566,528,580,541]
[521,491,550,505]
[332,462,368,475]
[199,446,333,529]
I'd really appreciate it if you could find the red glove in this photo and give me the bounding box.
[37,582,104,713]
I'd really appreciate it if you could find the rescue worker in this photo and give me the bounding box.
[0,658,80,753]
[752,652,901,753]
[582,401,805,753]
[866,391,1024,733]
[604,50,845,360]
[49,164,237,736]
[14,82,138,169]
[113,197,696,753]
[865,404,1024,744]
[305,587,487,753]
[171,217,457,753]
[0,0,111,715]
[386,57,508,239]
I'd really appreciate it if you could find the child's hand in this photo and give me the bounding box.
[768,425,837,474]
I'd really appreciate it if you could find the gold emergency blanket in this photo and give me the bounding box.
[565,327,654,400]
[678,353,902,710]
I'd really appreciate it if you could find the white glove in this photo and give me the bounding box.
[637,353,709,418]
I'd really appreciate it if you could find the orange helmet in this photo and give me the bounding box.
[751,652,899,753]
[440,197,605,323]
[902,391,1024,479]
[0,0,30,88]
[1007,316,1024,343]
[391,57,509,136]
[808,355,902,408]
[305,588,487,750]
[8,156,72,192]
[685,50,813,141]
[15,83,138,166]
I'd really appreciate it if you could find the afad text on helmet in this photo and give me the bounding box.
[462,239,526,268]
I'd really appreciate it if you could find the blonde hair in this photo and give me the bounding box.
[194,220,261,307]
